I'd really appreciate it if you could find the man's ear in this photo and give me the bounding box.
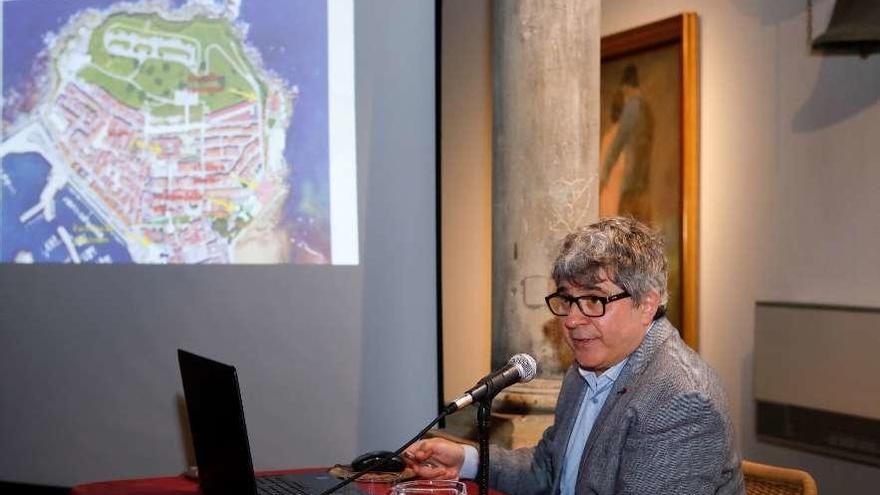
[638,290,660,324]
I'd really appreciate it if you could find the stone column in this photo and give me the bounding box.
[491,0,600,447]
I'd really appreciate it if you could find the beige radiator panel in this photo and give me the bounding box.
[755,302,880,420]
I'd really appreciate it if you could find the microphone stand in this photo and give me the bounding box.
[320,354,535,495]
[476,398,492,495]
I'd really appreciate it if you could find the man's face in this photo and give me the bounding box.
[556,270,658,374]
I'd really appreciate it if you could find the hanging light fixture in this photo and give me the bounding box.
[812,0,880,57]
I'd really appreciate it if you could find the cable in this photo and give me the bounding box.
[317,409,451,495]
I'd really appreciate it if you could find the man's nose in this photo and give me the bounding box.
[563,309,590,329]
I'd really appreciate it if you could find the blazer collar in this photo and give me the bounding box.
[622,317,675,379]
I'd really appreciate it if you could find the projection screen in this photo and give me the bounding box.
[1,0,358,265]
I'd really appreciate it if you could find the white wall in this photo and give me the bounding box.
[440,0,493,402]
[601,1,880,493]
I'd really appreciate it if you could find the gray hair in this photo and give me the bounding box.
[551,217,668,308]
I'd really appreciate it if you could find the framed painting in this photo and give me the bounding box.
[599,14,699,349]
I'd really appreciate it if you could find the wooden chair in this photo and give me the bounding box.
[743,460,818,495]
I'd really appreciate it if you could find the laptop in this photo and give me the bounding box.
[177,349,366,495]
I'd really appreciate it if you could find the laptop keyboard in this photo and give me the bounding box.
[256,476,311,495]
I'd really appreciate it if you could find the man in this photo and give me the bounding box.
[404,217,744,494]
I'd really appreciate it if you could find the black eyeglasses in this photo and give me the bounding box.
[544,291,631,317]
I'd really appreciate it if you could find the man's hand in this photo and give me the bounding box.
[403,438,465,480]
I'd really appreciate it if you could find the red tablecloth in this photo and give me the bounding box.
[71,468,489,495]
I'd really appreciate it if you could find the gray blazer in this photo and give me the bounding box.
[487,318,745,495]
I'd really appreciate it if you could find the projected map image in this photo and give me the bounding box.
[1,0,358,264]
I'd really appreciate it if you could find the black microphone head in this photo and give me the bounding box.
[508,353,537,383]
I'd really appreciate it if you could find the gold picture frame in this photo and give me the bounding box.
[599,14,700,349]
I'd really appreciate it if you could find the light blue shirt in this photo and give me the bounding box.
[558,357,629,495]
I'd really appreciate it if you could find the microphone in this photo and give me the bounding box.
[444,353,537,414]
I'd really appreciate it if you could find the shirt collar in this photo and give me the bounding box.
[578,356,628,390]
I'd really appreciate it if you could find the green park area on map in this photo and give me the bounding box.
[79,13,268,118]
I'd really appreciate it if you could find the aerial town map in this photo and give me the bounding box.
[1,0,354,264]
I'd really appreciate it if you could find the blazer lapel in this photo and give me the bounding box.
[553,374,587,470]
[577,319,675,468]
[549,370,588,495]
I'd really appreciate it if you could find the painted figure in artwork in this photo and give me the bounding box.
[599,64,654,223]
[599,91,624,216]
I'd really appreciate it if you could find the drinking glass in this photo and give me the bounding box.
[389,480,467,495]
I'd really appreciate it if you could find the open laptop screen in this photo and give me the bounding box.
[178,349,258,495]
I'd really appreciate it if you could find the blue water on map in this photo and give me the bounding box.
[239,0,330,257]
[2,0,131,92]
[3,0,331,262]
[1,152,55,261]
[1,152,132,263]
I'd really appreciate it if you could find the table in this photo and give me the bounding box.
[70,468,491,495]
